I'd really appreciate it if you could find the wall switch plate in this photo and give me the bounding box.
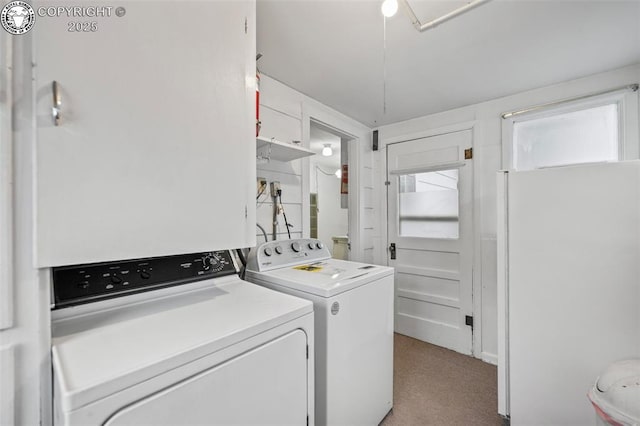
[270,181,281,198]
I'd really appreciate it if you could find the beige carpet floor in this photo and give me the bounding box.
[380,333,502,426]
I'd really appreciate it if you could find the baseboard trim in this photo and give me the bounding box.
[482,351,498,365]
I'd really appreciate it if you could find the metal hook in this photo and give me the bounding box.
[52,81,61,126]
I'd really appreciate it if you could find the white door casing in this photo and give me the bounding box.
[387,129,474,355]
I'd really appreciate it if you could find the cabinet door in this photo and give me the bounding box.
[34,1,256,267]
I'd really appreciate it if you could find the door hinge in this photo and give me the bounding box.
[389,243,396,260]
[384,181,390,186]
[244,17,248,34]
[464,147,473,160]
[245,205,248,218]
[465,315,474,329]
[306,345,309,359]
[306,415,309,426]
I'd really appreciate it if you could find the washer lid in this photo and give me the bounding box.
[51,278,312,413]
[246,259,394,297]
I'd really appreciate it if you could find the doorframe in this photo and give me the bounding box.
[301,105,362,260]
[381,120,483,358]
[1,32,53,425]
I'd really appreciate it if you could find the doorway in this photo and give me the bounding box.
[386,129,474,355]
[309,121,351,259]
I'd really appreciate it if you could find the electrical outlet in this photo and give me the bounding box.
[270,181,281,197]
[257,177,267,195]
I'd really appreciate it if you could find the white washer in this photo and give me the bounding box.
[245,239,394,426]
[51,250,314,425]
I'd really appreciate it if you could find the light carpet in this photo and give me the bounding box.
[380,333,502,426]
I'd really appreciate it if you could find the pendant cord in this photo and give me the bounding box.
[383,16,387,115]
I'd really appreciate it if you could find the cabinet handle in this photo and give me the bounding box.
[52,81,61,126]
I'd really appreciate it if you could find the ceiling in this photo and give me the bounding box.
[257,0,640,127]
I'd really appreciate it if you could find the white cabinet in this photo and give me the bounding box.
[259,106,302,144]
[34,1,256,266]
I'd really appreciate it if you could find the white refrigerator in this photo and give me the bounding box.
[497,161,640,425]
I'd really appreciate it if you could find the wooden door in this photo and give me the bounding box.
[387,130,474,354]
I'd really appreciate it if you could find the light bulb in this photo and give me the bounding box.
[322,144,333,157]
[381,0,398,17]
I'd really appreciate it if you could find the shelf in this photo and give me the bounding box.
[256,136,315,162]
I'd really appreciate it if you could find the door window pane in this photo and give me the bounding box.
[399,169,459,239]
[513,103,619,171]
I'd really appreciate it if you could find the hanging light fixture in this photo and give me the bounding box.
[381,0,398,17]
[322,144,333,157]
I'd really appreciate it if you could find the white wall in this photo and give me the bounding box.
[375,64,640,363]
[258,75,376,261]
[257,79,305,242]
[310,158,348,254]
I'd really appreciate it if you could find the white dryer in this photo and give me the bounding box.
[245,239,394,426]
[51,250,314,425]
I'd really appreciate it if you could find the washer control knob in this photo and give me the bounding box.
[202,253,223,272]
[308,242,315,250]
[78,281,89,289]
[291,242,301,252]
[274,246,283,255]
[111,275,122,284]
[316,242,324,249]
[202,255,212,270]
[140,270,151,279]
[263,247,273,257]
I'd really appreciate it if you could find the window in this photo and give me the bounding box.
[513,103,619,171]
[503,87,639,171]
[398,169,459,239]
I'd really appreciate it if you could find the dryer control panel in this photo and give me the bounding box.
[52,250,236,308]
[246,238,332,272]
